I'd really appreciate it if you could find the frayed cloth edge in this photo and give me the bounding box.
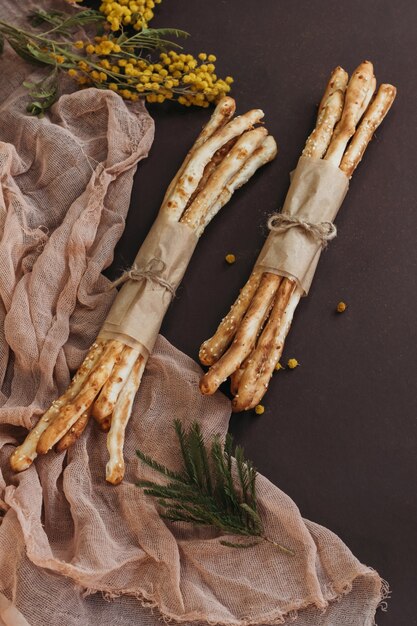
[79,569,384,626]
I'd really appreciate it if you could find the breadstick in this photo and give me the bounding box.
[318,66,349,116]
[340,84,397,178]
[10,340,105,471]
[230,367,243,396]
[358,75,376,119]
[55,406,91,452]
[161,97,236,210]
[199,273,281,394]
[232,278,297,411]
[36,341,124,454]
[184,137,238,212]
[92,345,139,426]
[324,61,375,166]
[303,90,344,159]
[163,108,265,219]
[106,355,146,485]
[181,127,268,230]
[236,286,301,411]
[199,269,263,366]
[197,135,278,236]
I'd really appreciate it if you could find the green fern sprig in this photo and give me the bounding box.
[136,420,294,555]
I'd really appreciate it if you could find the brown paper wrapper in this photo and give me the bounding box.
[255,156,349,294]
[98,213,198,353]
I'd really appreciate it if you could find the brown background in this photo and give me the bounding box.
[107,1,417,623]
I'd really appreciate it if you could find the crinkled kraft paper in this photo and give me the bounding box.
[255,156,349,294]
[99,213,198,353]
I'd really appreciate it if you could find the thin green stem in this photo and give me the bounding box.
[262,536,295,556]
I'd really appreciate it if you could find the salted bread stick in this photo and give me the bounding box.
[197,135,278,236]
[92,345,139,424]
[199,269,263,366]
[199,273,281,395]
[10,341,105,471]
[180,127,268,230]
[55,406,92,452]
[324,61,375,166]
[161,97,236,210]
[358,75,377,119]
[232,279,297,411]
[106,356,146,485]
[318,66,349,116]
[303,90,344,159]
[163,108,265,220]
[340,84,397,178]
[36,341,124,454]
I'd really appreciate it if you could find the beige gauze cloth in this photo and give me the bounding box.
[0,3,388,625]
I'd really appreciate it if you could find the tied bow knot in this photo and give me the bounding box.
[110,257,176,295]
[267,213,337,248]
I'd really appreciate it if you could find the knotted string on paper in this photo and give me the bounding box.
[110,258,177,296]
[267,212,337,249]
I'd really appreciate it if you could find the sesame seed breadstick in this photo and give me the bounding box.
[180,127,268,231]
[161,97,236,210]
[92,344,139,427]
[302,90,344,159]
[184,137,238,212]
[55,406,92,453]
[199,273,281,395]
[318,66,349,116]
[230,366,244,396]
[357,75,377,120]
[196,135,278,237]
[36,341,124,454]
[106,355,146,485]
[162,108,265,220]
[340,84,397,178]
[324,60,375,166]
[199,269,263,366]
[10,340,106,472]
[232,279,299,412]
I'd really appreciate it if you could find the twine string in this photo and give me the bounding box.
[110,257,176,295]
[267,213,337,248]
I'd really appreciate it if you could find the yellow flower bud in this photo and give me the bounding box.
[287,358,299,370]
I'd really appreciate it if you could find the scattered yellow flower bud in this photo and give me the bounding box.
[336,301,347,313]
[254,404,265,415]
[274,362,284,371]
[287,358,299,369]
[225,253,236,264]
[74,40,84,49]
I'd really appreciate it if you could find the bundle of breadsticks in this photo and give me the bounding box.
[199,61,396,411]
[10,97,277,483]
